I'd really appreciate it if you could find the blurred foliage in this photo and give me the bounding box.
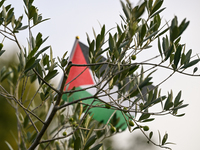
[0,0,199,150]
[0,90,17,150]
[0,52,41,149]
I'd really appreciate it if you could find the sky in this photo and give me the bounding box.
[3,0,200,150]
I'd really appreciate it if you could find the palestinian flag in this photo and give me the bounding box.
[62,37,128,130]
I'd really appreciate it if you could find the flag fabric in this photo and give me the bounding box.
[62,37,129,130]
[64,39,94,91]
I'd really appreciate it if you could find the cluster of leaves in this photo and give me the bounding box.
[36,101,125,150]
[86,0,199,149]
[158,16,200,72]
[0,0,199,150]
[66,103,120,150]
[0,0,59,149]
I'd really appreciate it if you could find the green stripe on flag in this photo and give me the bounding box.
[62,87,129,130]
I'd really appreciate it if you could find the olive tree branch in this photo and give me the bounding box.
[138,62,200,76]
[33,69,60,93]
[28,61,72,150]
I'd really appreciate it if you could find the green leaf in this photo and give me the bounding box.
[176,113,185,117]
[35,46,50,58]
[143,30,159,42]
[116,32,126,48]
[84,114,92,129]
[149,131,153,140]
[33,11,38,25]
[108,33,115,53]
[5,4,11,11]
[25,57,40,73]
[142,118,155,122]
[174,37,181,46]
[0,0,6,8]
[170,26,179,42]
[74,134,81,150]
[174,45,182,68]
[174,91,181,107]
[150,7,166,19]
[184,49,192,64]
[136,2,146,19]
[110,113,120,126]
[101,25,105,41]
[42,54,49,67]
[2,6,7,18]
[153,14,161,31]
[128,65,139,76]
[181,58,200,69]
[17,25,28,30]
[36,32,42,46]
[178,19,190,36]
[147,90,153,102]
[84,135,97,150]
[28,47,39,59]
[158,37,162,58]
[89,40,95,59]
[0,70,12,82]
[6,7,14,21]
[140,24,146,43]
[143,96,166,110]
[171,16,178,28]
[139,77,152,89]
[139,113,150,121]
[120,1,130,20]
[0,50,5,56]
[55,142,61,150]
[23,115,29,128]
[44,70,58,82]
[164,91,173,110]
[165,102,173,111]
[147,0,153,12]
[96,34,101,53]
[24,0,34,8]
[150,0,164,16]
[90,144,103,150]
[61,59,68,67]
[158,130,161,144]
[29,131,37,142]
[162,133,168,145]
[86,33,91,45]
[193,67,198,74]
[180,53,186,65]
[155,27,169,38]
[119,40,129,50]
[132,126,140,131]
[164,45,173,61]
[92,27,97,39]
[0,43,3,51]
[148,22,157,33]
[172,104,189,110]
[117,24,122,36]
[35,17,50,26]
[28,5,36,19]
[86,124,96,141]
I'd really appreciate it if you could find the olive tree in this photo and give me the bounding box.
[0,0,199,150]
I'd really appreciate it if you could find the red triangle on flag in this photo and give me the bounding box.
[65,42,94,90]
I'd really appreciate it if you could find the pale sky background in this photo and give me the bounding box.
[3,0,200,150]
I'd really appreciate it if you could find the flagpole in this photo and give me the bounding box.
[45,36,80,121]
[69,36,79,62]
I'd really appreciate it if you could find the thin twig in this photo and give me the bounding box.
[0,31,15,41]
[33,69,60,93]
[24,111,39,133]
